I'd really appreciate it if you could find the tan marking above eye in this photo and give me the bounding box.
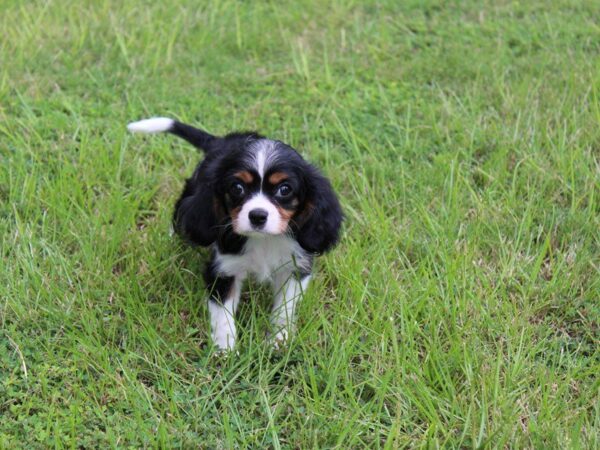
[234,171,254,184]
[268,172,288,184]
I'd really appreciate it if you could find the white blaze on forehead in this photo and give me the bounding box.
[255,147,267,178]
[251,139,277,179]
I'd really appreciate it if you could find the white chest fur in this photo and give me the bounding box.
[215,235,310,282]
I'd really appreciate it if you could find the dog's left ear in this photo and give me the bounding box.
[173,177,219,246]
[296,167,343,254]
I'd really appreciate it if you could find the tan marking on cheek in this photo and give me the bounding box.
[229,206,242,221]
[235,171,254,184]
[229,206,242,232]
[276,205,296,233]
[268,172,288,185]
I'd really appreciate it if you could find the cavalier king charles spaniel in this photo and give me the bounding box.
[128,117,342,350]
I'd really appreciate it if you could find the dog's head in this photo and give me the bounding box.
[174,133,343,254]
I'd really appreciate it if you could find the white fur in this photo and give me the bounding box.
[212,236,311,349]
[208,277,241,351]
[251,139,277,179]
[256,146,267,179]
[270,274,311,346]
[127,117,174,134]
[234,193,282,235]
[215,235,310,282]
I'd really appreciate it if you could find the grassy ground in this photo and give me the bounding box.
[1,0,599,447]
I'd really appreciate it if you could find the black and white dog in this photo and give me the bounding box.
[128,117,342,350]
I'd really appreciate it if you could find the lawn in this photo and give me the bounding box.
[1,0,599,447]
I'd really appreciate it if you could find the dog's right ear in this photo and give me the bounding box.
[173,178,218,246]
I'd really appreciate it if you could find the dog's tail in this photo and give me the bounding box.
[127,117,216,152]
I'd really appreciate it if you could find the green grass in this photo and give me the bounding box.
[1,0,599,447]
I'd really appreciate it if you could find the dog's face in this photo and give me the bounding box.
[175,133,342,254]
[221,140,305,236]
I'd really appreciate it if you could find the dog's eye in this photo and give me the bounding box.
[276,183,293,198]
[230,182,245,198]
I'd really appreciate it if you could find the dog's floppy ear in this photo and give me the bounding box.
[296,167,343,255]
[173,177,219,246]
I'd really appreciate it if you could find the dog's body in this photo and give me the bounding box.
[128,117,342,350]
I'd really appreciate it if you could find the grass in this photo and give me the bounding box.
[1,0,599,447]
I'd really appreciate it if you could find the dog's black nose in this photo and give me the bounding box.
[249,208,268,227]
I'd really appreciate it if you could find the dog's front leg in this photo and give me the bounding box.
[205,265,242,351]
[270,271,311,346]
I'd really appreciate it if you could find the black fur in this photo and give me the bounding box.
[203,254,234,303]
[169,120,216,151]
[295,166,343,255]
[173,176,219,246]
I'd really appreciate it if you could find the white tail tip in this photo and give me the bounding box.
[127,117,174,134]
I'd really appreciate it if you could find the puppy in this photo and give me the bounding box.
[127,117,342,350]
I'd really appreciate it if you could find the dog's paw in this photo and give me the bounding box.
[269,328,290,350]
[212,330,236,353]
